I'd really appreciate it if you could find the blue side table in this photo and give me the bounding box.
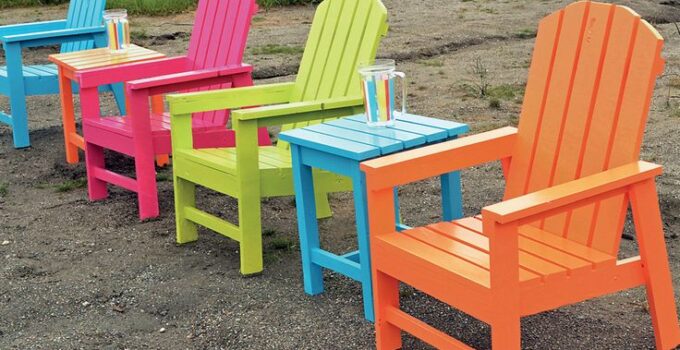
[279,114,468,321]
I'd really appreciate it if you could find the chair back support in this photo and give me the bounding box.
[185,0,258,126]
[278,0,389,144]
[504,1,665,255]
[61,0,107,53]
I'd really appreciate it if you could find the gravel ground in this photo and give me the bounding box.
[2,1,680,349]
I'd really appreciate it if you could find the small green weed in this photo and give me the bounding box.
[251,44,304,55]
[55,178,87,193]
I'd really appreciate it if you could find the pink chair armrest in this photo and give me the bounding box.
[127,64,253,91]
[75,56,189,88]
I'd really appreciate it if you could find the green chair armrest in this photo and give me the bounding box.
[232,96,365,127]
[167,82,297,116]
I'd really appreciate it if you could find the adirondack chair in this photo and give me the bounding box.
[166,0,389,275]
[361,2,680,349]
[0,0,125,149]
[76,0,270,220]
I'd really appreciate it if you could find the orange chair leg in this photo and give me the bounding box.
[151,94,170,167]
[491,316,521,350]
[631,180,680,350]
[374,270,402,350]
[156,154,170,167]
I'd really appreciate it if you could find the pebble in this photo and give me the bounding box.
[2,240,10,245]
[159,328,166,333]
[81,301,90,307]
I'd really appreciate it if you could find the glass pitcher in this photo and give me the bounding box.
[358,59,406,127]
[104,9,130,54]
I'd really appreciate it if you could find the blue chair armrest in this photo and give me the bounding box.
[0,20,67,37]
[1,26,105,48]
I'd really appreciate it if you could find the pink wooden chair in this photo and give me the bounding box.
[76,0,270,219]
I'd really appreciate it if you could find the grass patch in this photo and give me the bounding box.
[0,183,8,197]
[417,58,444,67]
[251,44,304,55]
[515,28,537,39]
[270,237,293,251]
[156,173,172,182]
[54,178,87,193]
[487,84,524,101]
[489,98,501,109]
[263,228,278,237]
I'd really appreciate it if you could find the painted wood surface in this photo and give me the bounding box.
[279,114,468,321]
[166,0,389,276]
[0,0,124,148]
[360,2,680,349]
[77,0,263,220]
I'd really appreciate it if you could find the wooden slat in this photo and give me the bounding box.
[543,3,615,236]
[564,6,640,246]
[315,0,360,100]
[525,2,590,195]
[385,307,475,350]
[280,0,386,137]
[591,19,663,253]
[504,9,564,199]
[185,207,242,242]
[404,227,566,281]
[455,217,593,273]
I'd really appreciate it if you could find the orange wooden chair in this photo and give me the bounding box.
[361,2,680,349]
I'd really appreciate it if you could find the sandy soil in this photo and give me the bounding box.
[2,1,680,349]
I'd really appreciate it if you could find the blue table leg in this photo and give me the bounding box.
[441,171,464,221]
[291,145,324,295]
[352,166,375,322]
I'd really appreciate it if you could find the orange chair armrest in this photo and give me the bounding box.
[361,127,517,189]
[482,161,662,225]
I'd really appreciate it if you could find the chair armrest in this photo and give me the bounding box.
[482,161,662,225]
[233,97,364,126]
[127,64,253,90]
[362,127,518,189]
[167,82,297,115]
[75,56,188,88]
[0,20,67,37]
[1,26,105,47]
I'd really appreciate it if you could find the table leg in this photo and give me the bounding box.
[58,66,78,164]
[353,166,376,322]
[441,171,464,221]
[291,145,324,295]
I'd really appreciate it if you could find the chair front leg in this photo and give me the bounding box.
[128,89,160,219]
[4,43,30,148]
[235,117,263,275]
[81,86,108,200]
[231,72,272,146]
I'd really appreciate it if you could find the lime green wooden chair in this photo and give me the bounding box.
[167,0,389,275]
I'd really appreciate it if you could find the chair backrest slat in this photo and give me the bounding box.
[62,0,107,53]
[185,0,257,125]
[504,1,664,255]
[278,0,388,146]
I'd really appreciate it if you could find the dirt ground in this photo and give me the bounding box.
[2,0,680,349]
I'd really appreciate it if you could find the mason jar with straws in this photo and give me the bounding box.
[104,9,130,54]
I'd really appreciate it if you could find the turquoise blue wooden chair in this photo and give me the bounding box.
[0,0,125,148]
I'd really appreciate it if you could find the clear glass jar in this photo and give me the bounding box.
[103,9,130,54]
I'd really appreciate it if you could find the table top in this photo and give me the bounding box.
[279,114,469,161]
[49,44,165,71]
